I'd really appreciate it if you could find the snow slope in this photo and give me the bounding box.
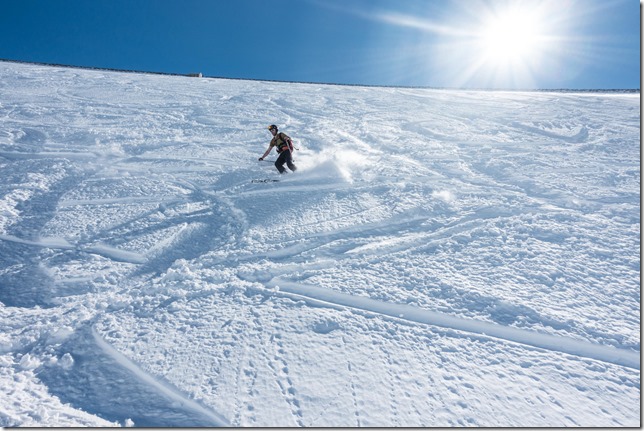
[0,61,640,427]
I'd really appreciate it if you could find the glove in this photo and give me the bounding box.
[258,157,264,161]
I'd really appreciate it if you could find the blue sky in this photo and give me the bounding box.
[1,0,640,89]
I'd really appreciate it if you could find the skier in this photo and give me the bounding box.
[258,125,297,174]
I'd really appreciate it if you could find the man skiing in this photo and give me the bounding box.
[259,125,297,174]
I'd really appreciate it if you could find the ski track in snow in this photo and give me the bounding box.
[0,62,640,427]
[90,326,229,426]
[261,278,639,369]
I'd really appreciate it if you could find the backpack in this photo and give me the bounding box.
[275,132,294,153]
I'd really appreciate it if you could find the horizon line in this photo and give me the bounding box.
[1,58,639,93]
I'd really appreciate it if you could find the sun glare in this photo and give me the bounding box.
[420,0,572,89]
[352,0,580,88]
[480,9,541,63]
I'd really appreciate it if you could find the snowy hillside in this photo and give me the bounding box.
[0,61,640,427]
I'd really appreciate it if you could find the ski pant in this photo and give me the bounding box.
[275,150,296,174]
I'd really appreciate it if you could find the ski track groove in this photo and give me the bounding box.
[242,310,265,426]
[394,336,428,426]
[264,278,640,370]
[381,343,401,427]
[233,308,260,427]
[346,359,362,427]
[91,327,230,427]
[231,342,245,427]
[231,330,260,427]
[264,338,291,424]
[249,308,300,427]
[269,332,305,427]
[242,358,259,426]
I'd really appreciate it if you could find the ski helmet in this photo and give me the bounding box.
[268,124,278,132]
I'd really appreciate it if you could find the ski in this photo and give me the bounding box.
[251,178,280,183]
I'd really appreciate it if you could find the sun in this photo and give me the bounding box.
[480,8,542,64]
[437,1,563,89]
[476,3,548,68]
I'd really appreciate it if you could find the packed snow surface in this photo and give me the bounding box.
[0,62,640,427]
